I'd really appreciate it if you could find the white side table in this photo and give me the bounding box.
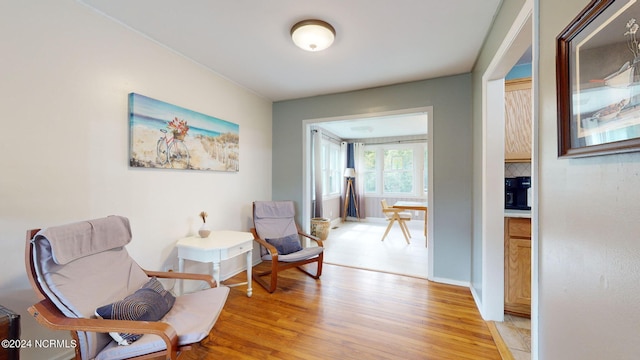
[177,230,254,297]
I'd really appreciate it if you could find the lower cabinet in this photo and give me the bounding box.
[504,217,531,317]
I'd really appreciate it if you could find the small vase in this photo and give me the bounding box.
[198,224,211,238]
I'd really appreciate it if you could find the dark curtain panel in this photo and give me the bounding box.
[346,143,358,217]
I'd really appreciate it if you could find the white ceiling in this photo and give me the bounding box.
[318,112,428,139]
[79,0,502,138]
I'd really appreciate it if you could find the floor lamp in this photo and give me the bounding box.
[342,168,360,222]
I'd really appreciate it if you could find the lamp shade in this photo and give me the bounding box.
[343,168,356,178]
[291,19,336,52]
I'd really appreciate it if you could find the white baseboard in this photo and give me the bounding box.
[220,259,262,282]
[428,276,470,288]
[470,286,483,316]
[334,217,385,225]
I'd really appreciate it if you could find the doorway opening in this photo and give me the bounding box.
[301,107,433,278]
[479,0,537,358]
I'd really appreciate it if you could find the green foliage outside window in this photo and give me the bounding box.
[363,150,377,192]
[362,146,426,195]
[384,149,413,193]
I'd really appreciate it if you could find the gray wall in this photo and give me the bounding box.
[273,75,473,282]
[538,0,640,358]
[473,0,640,357]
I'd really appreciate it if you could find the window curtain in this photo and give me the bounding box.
[312,129,323,218]
[340,142,348,218]
[353,142,366,218]
[344,142,366,219]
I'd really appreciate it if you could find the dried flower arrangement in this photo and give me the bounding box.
[198,211,211,238]
[199,211,208,223]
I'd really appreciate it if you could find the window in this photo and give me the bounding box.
[363,143,427,197]
[383,149,413,193]
[322,141,341,196]
[328,145,340,194]
[423,147,428,194]
[363,150,377,193]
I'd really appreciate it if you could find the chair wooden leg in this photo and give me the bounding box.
[255,254,323,293]
[401,221,412,238]
[252,261,278,293]
[398,220,411,244]
[315,253,323,277]
[297,255,323,279]
[381,219,396,241]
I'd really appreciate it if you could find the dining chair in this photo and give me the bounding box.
[380,199,412,244]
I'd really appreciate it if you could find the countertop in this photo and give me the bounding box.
[504,209,531,218]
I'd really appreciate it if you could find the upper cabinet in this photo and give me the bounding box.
[505,77,532,162]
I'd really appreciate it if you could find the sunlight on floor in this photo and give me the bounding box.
[323,219,428,278]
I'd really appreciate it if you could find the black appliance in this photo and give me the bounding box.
[505,176,531,210]
[505,177,517,209]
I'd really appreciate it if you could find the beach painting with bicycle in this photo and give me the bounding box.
[128,93,239,172]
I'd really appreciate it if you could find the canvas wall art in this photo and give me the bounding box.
[128,93,239,171]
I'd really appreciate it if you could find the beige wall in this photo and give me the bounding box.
[538,0,640,358]
[0,1,272,359]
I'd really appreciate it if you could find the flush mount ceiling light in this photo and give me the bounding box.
[290,19,336,52]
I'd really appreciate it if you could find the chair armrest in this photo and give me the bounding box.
[250,228,279,259]
[144,270,217,288]
[298,230,324,247]
[28,299,179,359]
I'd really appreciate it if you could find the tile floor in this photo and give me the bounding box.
[495,314,531,360]
[322,218,428,278]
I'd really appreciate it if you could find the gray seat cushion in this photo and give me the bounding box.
[33,217,149,359]
[262,247,324,262]
[253,201,323,259]
[32,216,229,360]
[95,286,229,360]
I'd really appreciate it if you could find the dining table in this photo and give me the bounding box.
[392,200,428,245]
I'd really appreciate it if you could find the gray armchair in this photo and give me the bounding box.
[250,201,324,293]
[26,215,228,360]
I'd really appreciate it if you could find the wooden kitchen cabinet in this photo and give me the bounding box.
[504,217,531,317]
[505,78,532,162]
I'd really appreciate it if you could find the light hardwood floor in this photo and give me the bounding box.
[180,263,501,360]
[323,219,429,278]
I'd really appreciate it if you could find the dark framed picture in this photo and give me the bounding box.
[557,0,640,157]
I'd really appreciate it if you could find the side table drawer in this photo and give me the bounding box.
[0,305,20,360]
[223,240,252,260]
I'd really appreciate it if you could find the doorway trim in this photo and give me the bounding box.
[479,0,534,323]
[479,0,537,357]
[301,106,434,277]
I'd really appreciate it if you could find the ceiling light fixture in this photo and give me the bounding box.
[290,19,336,52]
